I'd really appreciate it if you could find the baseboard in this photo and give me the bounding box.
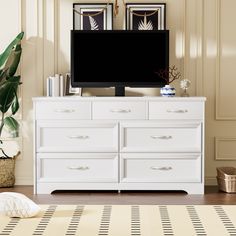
[15,176,33,185]
[15,177,218,186]
[205,176,217,186]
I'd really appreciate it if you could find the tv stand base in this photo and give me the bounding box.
[115,86,125,96]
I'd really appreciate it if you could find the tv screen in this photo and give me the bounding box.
[71,30,169,89]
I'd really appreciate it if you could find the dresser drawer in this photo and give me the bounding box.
[120,153,201,183]
[92,101,147,120]
[36,121,118,152]
[120,122,201,152]
[35,101,91,119]
[149,101,203,120]
[37,153,118,182]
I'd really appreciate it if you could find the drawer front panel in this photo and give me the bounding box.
[93,101,147,120]
[120,122,201,152]
[38,153,118,182]
[35,101,91,119]
[149,102,203,120]
[37,121,118,152]
[120,154,201,183]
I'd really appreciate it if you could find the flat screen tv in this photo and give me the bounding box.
[71,30,169,96]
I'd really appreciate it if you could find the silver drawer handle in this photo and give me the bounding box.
[110,109,131,113]
[54,109,75,113]
[166,109,188,113]
[151,135,172,140]
[68,135,89,139]
[150,167,172,171]
[67,166,89,170]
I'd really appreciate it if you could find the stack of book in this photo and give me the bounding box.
[46,74,65,97]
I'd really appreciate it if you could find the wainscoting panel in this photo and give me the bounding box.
[216,0,236,120]
[215,137,236,161]
[204,0,236,185]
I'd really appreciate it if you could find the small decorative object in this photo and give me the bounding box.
[180,79,191,97]
[156,65,181,97]
[125,3,166,30]
[160,85,176,97]
[0,32,24,187]
[65,73,82,96]
[73,3,113,30]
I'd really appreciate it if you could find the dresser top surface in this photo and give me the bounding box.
[33,96,206,102]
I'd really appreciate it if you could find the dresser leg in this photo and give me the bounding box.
[118,190,121,194]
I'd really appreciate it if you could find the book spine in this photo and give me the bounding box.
[48,77,53,97]
[46,77,50,96]
[52,75,60,97]
[59,74,64,96]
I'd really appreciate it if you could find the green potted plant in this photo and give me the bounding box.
[0,32,24,187]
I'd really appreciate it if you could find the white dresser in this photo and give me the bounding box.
[33,96,206,194]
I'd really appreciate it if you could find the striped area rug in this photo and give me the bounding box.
[0,205,236,236]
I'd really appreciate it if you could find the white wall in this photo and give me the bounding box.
[0,0,236,185]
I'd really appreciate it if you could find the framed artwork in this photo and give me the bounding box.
[126,3,166,30]
[73,3,113,30]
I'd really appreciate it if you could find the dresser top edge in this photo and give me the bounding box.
[32,96,206,102]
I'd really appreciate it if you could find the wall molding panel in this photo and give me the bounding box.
[15,0,45,185]
[196,0,204,96]
[216,0,236,120]
[215,137,236,161]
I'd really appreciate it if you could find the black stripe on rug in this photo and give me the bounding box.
[186,206,207,236]
[65,205,84,236]
[214,205,236,236]
[159,205,174,236]
[0,218,20,236]
[131,205,141,236]
[33,205,57,236]
[98,205,112,236]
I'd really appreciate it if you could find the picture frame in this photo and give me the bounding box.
[65,73,82,96]
[73,3,113,30]
[125,3,166,30]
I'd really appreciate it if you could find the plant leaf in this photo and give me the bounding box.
[11,90,19,115]
[3,116,19,138]
[89,16,99,30]
[5,43,22,77]
[138,15,153,30]
[0,69,8,85]
[0,32,24,69]
[0,76,20,113]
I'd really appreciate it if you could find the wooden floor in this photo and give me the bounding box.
[1,186,236,205]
